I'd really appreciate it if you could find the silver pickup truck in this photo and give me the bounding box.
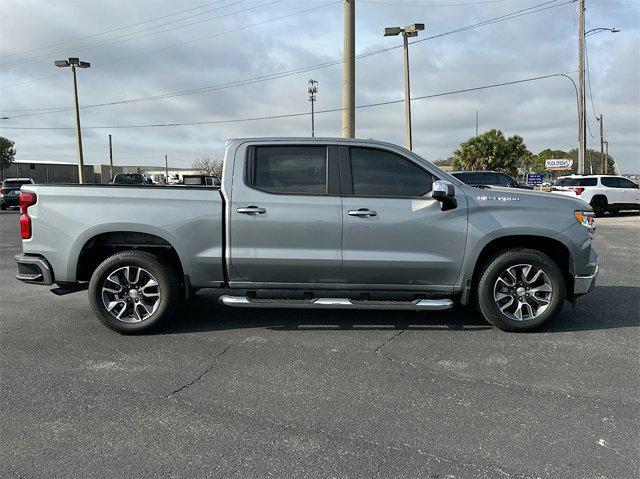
[15,137,598,333]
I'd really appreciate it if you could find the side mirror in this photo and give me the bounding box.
[432,180,457,211]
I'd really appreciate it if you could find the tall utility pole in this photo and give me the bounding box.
[597,114,605,174]
[108,134,113,181]
[577,0,586,175]
[308,79,318,138]
[475,110,479,137]
[165,154,169,183]
[342,0,355,138]
[55,58,90,183]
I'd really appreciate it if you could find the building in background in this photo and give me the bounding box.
[0,160,95,184]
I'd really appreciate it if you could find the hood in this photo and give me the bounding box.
[462,185,591,211]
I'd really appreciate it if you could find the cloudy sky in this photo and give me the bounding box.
[0,0,638,172]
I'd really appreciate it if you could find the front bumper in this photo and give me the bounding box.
[15,254,54,285]
[574,264,598,296]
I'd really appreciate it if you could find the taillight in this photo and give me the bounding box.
[19,193,36,239]
[0,188,6,195]
[574,188,585,195]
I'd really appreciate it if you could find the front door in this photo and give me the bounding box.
[617,177,640,205]
[228,143,343,285]
[339,146,468,289]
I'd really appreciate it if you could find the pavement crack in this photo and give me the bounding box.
[374,328,407,355]
[166,344,233,398]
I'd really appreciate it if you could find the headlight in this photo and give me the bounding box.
[574,210,595,232]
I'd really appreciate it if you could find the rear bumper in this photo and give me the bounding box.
[15,254,54,285]
[1,195,20,206]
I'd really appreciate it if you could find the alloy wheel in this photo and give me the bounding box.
[493,263,553,321]
[101,266,161,323]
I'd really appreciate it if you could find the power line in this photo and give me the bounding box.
[0,1,335,90]
[359,0,509,6]
[0,0,231,61]
[1,0,570,117]
[0,71,576,130]
[0,0,281,69]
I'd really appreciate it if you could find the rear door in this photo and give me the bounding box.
[228,142,343,285]
[600,177,624,204]
[339,145,468,289]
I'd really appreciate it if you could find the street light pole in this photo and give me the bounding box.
[384,23,425,151]
[55,57,90,184]
[71,65,85,183]
[402,33,413,150]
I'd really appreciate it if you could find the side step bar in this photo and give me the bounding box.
[219,295,453,311]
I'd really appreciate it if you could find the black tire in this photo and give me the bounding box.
[0,204,6,211]
[88,250,178,334]
[476,248,566,332]
[591,197,607,217]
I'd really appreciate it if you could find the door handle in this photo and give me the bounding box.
[237,205,267,215]
[348,208,377,218]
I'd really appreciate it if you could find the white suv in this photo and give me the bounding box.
[552,175,640,216]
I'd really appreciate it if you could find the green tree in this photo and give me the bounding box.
[0,136,16,173]
[533,148,615,175]
[450,129,531,177]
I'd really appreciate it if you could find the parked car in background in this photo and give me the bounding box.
[110,173,147,185]
[551,175,640,216]
[452,171,534,189]
[16,137,598,335]
[1,178,34,210]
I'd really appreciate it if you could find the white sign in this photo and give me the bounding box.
[545,158,574,170]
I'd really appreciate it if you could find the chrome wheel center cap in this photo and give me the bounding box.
[128,289,139,299]
[516,287,526,297]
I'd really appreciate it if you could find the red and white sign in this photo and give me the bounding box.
[545,158,574,171]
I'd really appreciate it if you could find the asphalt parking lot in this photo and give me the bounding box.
[1,210,638,478]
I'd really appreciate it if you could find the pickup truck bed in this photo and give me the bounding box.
[19,184,224,288]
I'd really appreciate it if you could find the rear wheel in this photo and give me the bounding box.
[591,197,607,217]
[88,251,178,334]
[477,249,566,332]
[0,204,6,211]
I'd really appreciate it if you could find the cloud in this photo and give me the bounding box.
[0,0,638,172]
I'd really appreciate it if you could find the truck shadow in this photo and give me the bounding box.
[159,285,639,335]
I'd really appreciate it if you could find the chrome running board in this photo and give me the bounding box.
[219,295,453,311]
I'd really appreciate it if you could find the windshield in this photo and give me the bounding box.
[453,172,503,185]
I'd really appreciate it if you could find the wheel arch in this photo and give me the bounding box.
[72,227,187,284]
[462,234,574,305]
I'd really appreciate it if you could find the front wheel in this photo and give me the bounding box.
[477,249,566,332]
[88,251,178,334]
